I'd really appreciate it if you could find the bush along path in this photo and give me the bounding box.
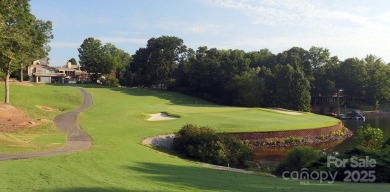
[0,88,92,161]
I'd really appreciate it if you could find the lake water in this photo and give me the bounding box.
[332,116,390,152]
[254,115,390,162]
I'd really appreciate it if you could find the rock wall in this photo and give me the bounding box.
[227,122,343,141]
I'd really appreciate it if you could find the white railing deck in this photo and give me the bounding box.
[33,72,66,77]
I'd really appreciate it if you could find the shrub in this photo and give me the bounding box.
[356,124,384,149]
[173,124,226,165]
[320,145,390,182]
[106,74,119,87]
[173,124,253,168]
[220,135,253,168]
[306,145,390,182]
[383,138,390,147]
[274,146,322,176]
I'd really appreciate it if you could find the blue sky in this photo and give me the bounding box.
[30,0,390,66]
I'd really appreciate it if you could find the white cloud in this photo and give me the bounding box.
[50,41,80,48]
[99,37,148,44]
[111,31,130,36]
[185,23,220,33]
[157,20,221,34]
[201,0,390,61]
[206,29,390,61]
[378,12,390,24]
[205,0,369,27]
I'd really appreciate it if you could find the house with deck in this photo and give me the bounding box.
[28,59,89,83]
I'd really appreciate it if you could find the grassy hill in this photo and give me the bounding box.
[88,86,339,133]
[0,83,82,153]
[0,84,387,191]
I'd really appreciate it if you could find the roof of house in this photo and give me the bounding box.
[30,64,59,71]
[58,67,84,71]
[32,58,49,65]
[29,60,87,74]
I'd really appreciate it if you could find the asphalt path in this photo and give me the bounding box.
[0,88,92,161]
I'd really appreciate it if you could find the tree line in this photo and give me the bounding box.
[79,36,390,112]
[1,0,388,111]
[78,37,131,86]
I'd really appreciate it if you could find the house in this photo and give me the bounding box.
[312,88,345,106]
[28,59,89,83]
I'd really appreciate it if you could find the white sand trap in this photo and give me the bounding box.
[266,108,303,115]
[147,112,178,121]
[142,134,175,148]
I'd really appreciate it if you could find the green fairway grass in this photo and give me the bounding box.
[0,84,387,191]
[92,86,340,133]
[0,83,83,153]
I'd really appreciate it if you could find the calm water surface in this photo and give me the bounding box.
[333,116,390,151]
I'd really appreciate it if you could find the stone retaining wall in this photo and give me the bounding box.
[227,122,343,141]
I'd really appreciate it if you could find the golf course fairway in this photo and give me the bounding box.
[0,84,387,191]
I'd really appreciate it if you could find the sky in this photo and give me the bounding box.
[30,0,390,66]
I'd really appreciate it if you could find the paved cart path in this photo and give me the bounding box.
[0,88,92,161]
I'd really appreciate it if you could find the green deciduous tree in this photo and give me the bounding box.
[1,0,32,104]
[68,57,77,65]
[246,49,276,68]
[312,56,339,97]
[78,37,131,85]
[0,0,52,104]
[123,36,389,111]
[129,36,187,87]
[308,46,331,69]
[337,58,367,104]
[356,124,384,149]
[103,43,131,84]
[309,47,340,107]
[20,19,53,82]
[228,68,264,107]
[365,55,390,110]
[78,37,107,81]
[276,47,312,82]
[272,64,311,111]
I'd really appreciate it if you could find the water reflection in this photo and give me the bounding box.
[254,138,344,161]
[254,115,390,162]
[333,116,390,152]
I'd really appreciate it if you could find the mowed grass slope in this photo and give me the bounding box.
[104,87,339,133]
[0,83,83,153]
[0,85,387,191]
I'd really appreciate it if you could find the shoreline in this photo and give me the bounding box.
[362,110,390,116]
[249,127,352,148]
[141,122,349,154]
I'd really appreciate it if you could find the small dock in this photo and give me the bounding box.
[328,109,365,121]
[333,112,365,121]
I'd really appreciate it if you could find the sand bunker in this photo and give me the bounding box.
[267,108,303,115]
[142,134,175,149]
[147,112,178,121]
[35,105,60,112]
